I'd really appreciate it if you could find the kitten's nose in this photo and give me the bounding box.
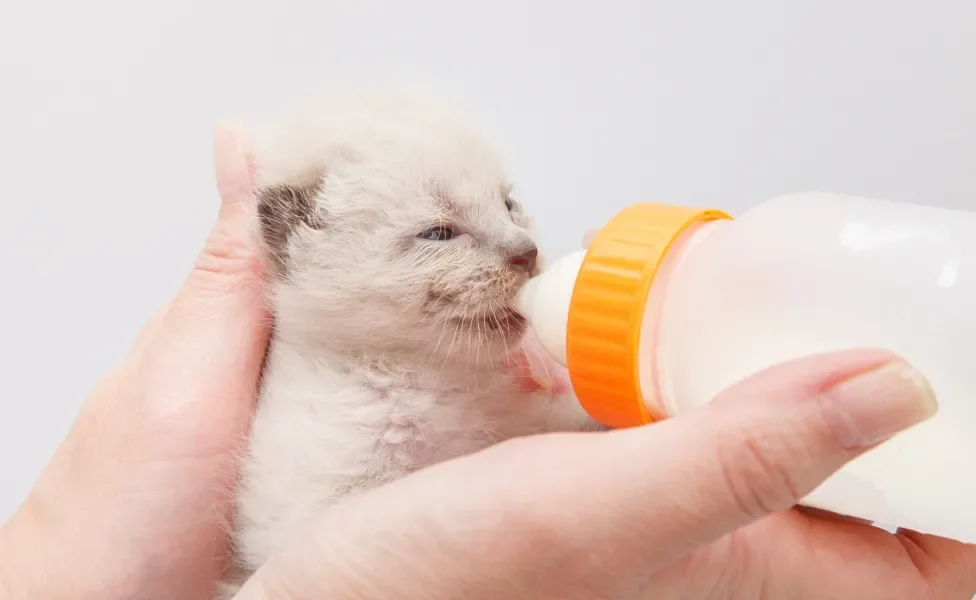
[508,244,538,274]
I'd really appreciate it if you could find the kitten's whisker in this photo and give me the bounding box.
[487,300,506,386]
[426,289,456,362]
[440,302,465,374]
[474,313,483,387]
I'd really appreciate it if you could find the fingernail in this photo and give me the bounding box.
[820,362,939,449]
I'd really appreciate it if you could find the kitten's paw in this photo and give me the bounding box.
[505,329,573,396]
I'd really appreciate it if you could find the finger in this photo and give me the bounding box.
[795,505,874,526]
[486,349,939,593]
[173,120,265,315]
[214,119,259,215]
[169,119,267,333]
[129,301,172,354]
[894,528,976,594]
[589,351,935,570]
[144,122,270,417]
[586,351,934,557]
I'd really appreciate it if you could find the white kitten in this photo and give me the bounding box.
[220,87,598,596]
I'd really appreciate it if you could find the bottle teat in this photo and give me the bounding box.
[515,250,587,365]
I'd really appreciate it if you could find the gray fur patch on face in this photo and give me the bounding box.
[246,88,547,359]
[257,183,326,274]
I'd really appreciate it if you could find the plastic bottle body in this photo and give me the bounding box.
[516,191,976,543]
[646,192,976,542]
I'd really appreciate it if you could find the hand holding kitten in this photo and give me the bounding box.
[0,122,270,600]
[1,121,973,600]
[0,121,576,600]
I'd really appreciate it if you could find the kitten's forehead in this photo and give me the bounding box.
[371,129,508,191]
[430,169,509,208]
[363,122,511,215]
[254,88,523,258]
[346,90,509,183]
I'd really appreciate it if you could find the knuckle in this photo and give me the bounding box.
[715,424,806,519]
[192,226,263,284]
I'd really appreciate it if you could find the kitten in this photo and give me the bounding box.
[220,88,598,596]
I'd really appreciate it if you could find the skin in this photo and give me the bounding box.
[1,123,975,600]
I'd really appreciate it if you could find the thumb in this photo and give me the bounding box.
[231,350,940,600]
[168,119,268,331]
[538,350,939,573]
[173,120,265,317]
[132,121,267,353]
[139,122,270,417]
[650,351,937,539]
[480,350,940,597]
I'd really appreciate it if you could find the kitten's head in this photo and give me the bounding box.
[251,88,540,364]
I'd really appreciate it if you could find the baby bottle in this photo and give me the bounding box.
[515,192,976,543]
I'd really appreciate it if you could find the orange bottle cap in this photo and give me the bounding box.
[566,203,732,428]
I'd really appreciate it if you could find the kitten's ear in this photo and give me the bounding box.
[248,119,331,190]
[243,107,355,274]
[247,107,358,190]
[256,183,327,275]
[245,116,337,276]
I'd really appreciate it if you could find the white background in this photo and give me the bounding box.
[0,0,973,518]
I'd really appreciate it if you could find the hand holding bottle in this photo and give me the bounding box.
[233,350,975,600]
[3,149,973,600]
[519,199,976,542]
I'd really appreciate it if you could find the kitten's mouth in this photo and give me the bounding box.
[453,307,526,335]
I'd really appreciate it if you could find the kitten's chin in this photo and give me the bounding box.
[428,306,527,364]
[452,307,527,339]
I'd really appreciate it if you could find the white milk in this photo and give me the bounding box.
[517,192,976,543]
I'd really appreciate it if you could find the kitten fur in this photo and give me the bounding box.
[221,87,598,596]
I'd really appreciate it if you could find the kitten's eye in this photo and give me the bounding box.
[504,197,514,211]
[418,226,456,241]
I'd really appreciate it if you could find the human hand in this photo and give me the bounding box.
[0,123,269,600]
[4,152,974,600]
[232,349,975,600]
